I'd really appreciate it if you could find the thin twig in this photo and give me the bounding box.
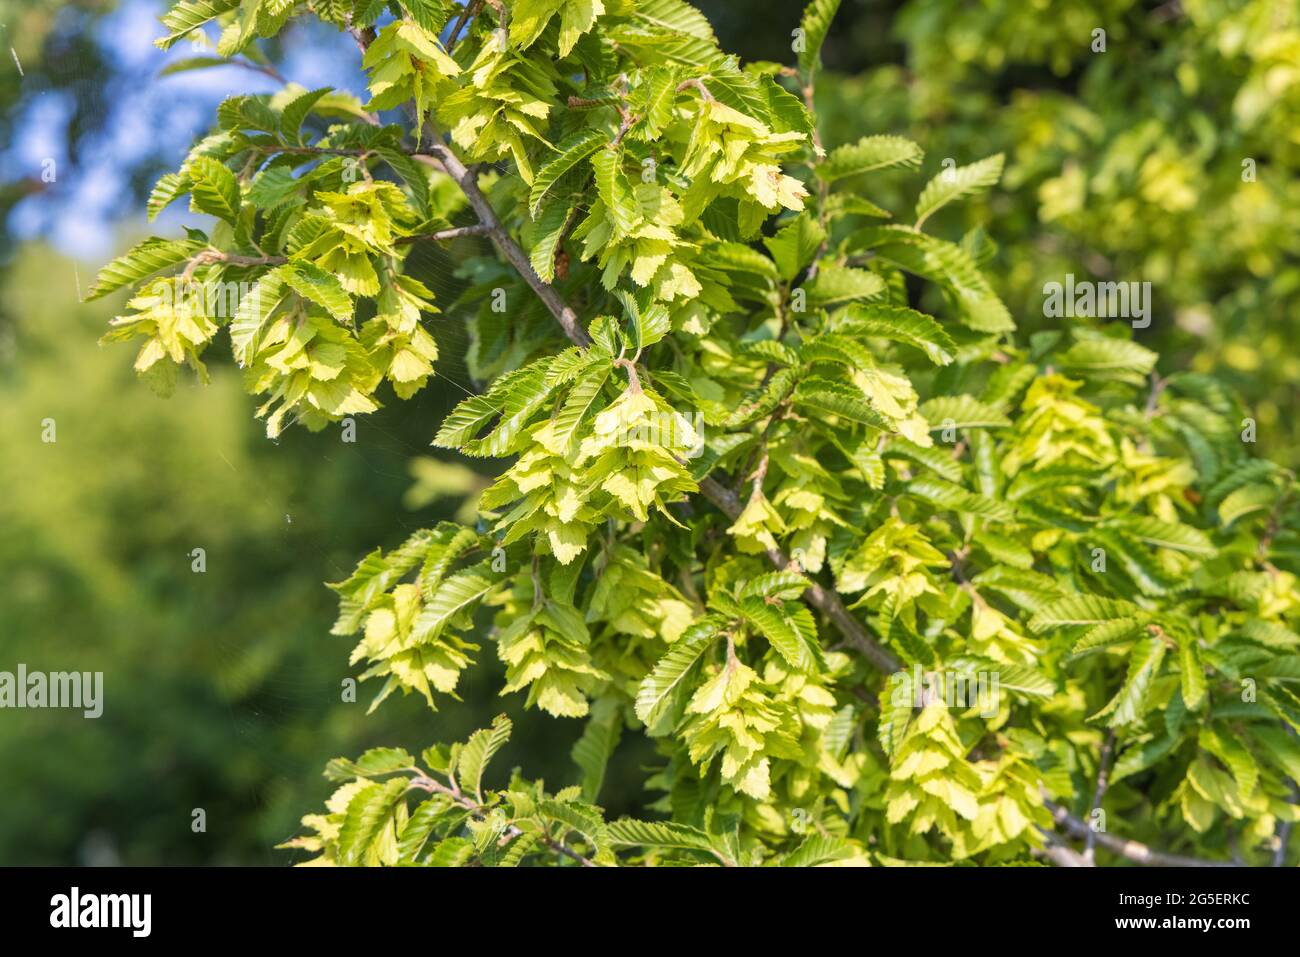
[1083,730,1116,865]
[414,138,591,347]
[396,223,493,245]
[1044,799,1238,867]
[446,0,484,52]
[409,774,596,866]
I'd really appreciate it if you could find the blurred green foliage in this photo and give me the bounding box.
[816,0,1300,458]
[0,243,433,863]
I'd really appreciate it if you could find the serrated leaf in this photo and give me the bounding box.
[914,154,1003,229]
[1028,596,1143,633]
[1093,637,1166,727]
[337,777,408,865]
[552,364,611,453]
[818,135,923,182]
[920,395,1010,430]
[279,86,331,143]
[156,0,240,50]
[456,715,512,799]
[794,378,893,429]
[635,616,724,729]
[530,128,607,215]
[807,265,886,306]
[739,597,820,673]
[86,237,205,300]
[228,267,288,364]
[572,700,622,802]
[283,260,353,321]
[591,148,638,235]
[410,561,498,643]
[763,213,825,282]
[325,747,414,781]
[838,303,955,365]
[797,0,841,73]
[187,155,242,224]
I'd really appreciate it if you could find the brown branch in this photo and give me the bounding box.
[1037,831,1090,867]
[675,77,715,101]
[446,0,484,53]
[396,223,493,245]
[413,139,591,347]
[409,774,596,867]
[1044,799,1238,867]
[1083,730,1116,865]
[696,476,900,675]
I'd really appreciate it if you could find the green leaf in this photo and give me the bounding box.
[780,834,860,866]
[1058,336,1158,382]
[410,561,498,643]
[398,795,453,861]
[147,172,190,221]
[806,265,886,306]
[529,200,575,283]
[737,571,811,601]
[427,836,475,867]
[282,260,353,321]
[1093,637,1166,727]
[846,226,1013,332]
[456,715,512,798]
[914,154,1004,229]
[571,699,622,802]
[337,777,409,865]
[614,290,670,353]
[797,0,842,74]
[1028,596,1143,633]
[552,363,611,453]
[606,818,718,855]
[325,747,414,781]
[818,135,923,182]
[187,156,242,224]
[635,616,724,730]
[248,166,304,209]
[156,0,240,50]
[279,86,331,144]
[838,303,956,365]
[591,148,639,235]
[86,237,205,300]
[1219,483,1278,527]
[738,597,820,673]
[907,477,1015,521]
[762,213,825,282]
[530,129,607,215]
[229,267,288,364]
[1180,632,1207,710]
[1069,618,1146,657]
[794,378,893,429]
[920,395,1010,430]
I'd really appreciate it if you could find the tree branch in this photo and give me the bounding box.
[396,223,493,245]
[409,774,596,867]
[1044,799,1238,867]
[412,140,591,347]
[696,476,900,674]
[1083,730,1116,865]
